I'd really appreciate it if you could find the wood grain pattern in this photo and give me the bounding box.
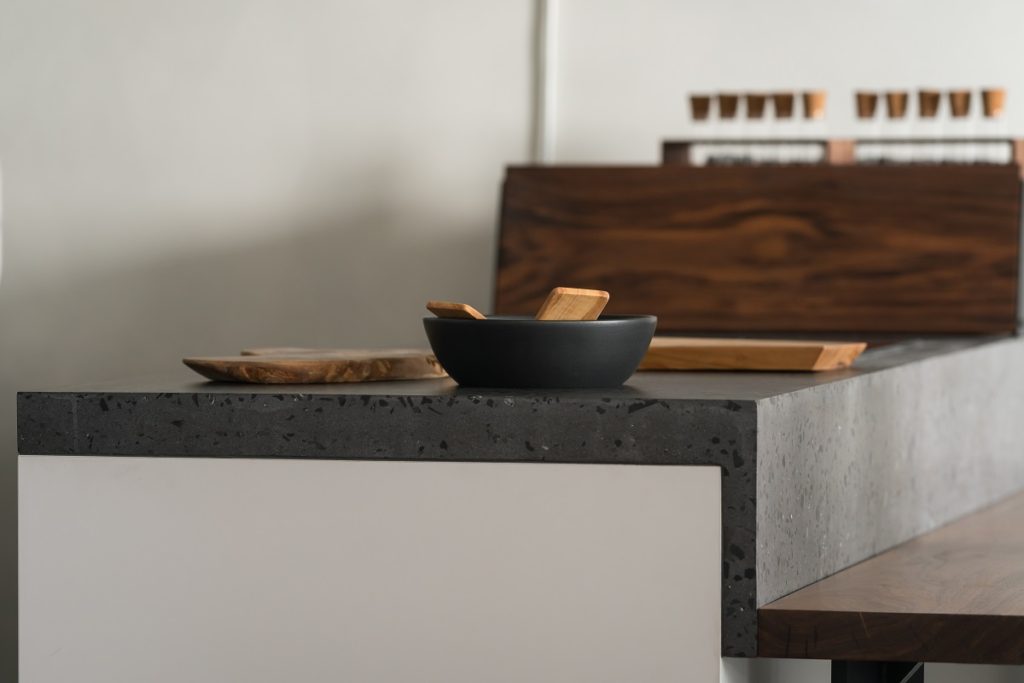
[241,347,335,356]
[534,287,610,320]
[639,336,865,371]
[758,492,1024,664]
[183,349,446,384]
[495,165,1021,334]
[426,300,487,320]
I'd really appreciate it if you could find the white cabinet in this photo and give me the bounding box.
[20,456,721,683]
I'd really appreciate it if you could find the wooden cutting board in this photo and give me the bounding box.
[639,337,867,372]
[183,348,446,384]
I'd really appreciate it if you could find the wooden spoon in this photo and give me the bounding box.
[535,287,610,320]
[427,287,610,322]
[427,300,486,320]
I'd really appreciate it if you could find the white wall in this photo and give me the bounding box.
[554,0,1024,162]
[0,1,533,678]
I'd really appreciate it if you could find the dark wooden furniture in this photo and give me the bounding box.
[495,165,1022,335]
[759,491,1024,665]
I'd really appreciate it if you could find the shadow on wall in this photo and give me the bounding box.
[0,175,501,678]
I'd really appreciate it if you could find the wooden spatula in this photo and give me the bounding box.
[426,287,610,321]
[535,287,610,320]
[427,300,486,320]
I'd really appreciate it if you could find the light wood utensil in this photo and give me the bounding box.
[426,287,610,322]
[184,348,446,384]
[426,300,487,320]
[639,337,866,372]
[535,287,610,321]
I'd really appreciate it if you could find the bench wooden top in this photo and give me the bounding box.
[758,491,1024,664]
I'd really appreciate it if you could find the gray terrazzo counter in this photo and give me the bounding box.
[17,337,1024,657]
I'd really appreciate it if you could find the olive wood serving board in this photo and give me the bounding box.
[183,348,446,384]
[639,336,866,372]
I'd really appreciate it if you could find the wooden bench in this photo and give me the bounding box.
[758,491,1024,681]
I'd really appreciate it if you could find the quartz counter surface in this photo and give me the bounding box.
[18,337,1024,657]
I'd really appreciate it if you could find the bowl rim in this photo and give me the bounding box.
[423,314,657,325]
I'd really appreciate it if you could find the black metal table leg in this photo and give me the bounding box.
[831,661,924,683]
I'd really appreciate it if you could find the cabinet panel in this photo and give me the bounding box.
[20,456,721,683]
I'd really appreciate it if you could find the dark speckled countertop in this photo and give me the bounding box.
[18,336,1024,658]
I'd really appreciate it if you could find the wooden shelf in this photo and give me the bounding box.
[662,138,1024,168]
[758,491,1024,664]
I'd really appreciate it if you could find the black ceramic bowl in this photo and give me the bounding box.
[423,315,657,389]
